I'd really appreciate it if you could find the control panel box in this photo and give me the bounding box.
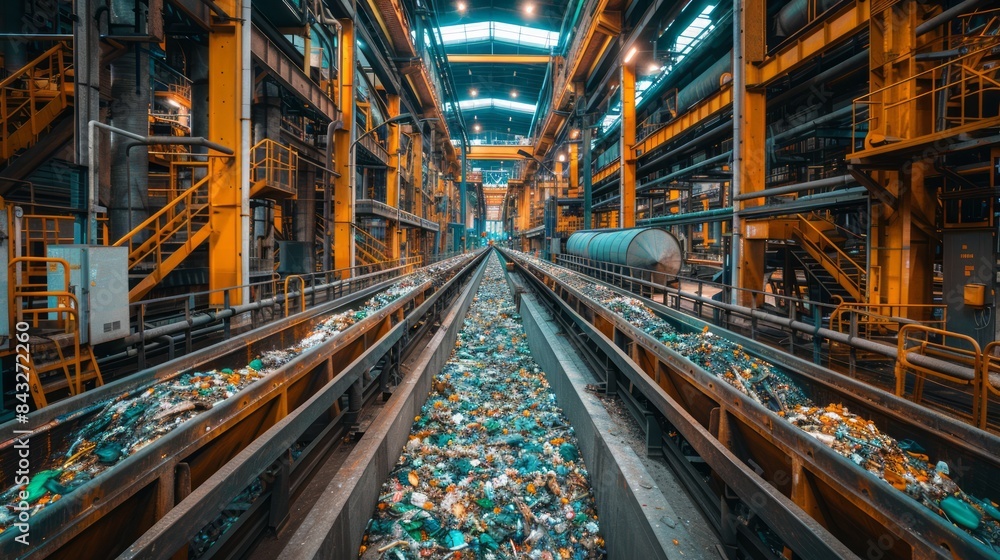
[47,245,129,345]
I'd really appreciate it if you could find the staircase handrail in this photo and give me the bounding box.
[111,174,209,260]
[0,42,66,90]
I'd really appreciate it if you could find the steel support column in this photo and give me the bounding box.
[620,58,636,228]
[569,142,579,199]
[583,116,593,229]
[867,0,935,317]
[208,0,245,306]
[334,19,356,277]
[387,94,401,262]
[460,142,467,251]
[733,0,767,307]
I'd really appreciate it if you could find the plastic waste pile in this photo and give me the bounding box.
[362,254,605,559]
[517,252,1000,552]
[0,254,475,534]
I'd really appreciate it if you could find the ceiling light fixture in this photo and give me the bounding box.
[624,46,637,63]
[474,123,482,132]
[524,3,534,14]
[470,88,478,97]
[511,90,518,98]
[557,153,566,162]
[457,1,466,12]
[648,63,660,72]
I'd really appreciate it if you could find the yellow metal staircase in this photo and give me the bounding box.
[113,170,211,301]
[355,226,391,268]
[790,214,867,302]
[0,43,73,163]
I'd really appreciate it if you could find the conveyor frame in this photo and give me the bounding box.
[503,249,1000,560]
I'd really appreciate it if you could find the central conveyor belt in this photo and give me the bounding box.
[360,253,604,559]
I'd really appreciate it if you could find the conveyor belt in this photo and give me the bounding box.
[504,249,1000,560]
[359,253,604,559]
[0,252,483,559]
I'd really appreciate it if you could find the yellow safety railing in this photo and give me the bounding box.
[894,324,985,428]
[852,43,1000,153]
[7,257,101,404]
[0,42,72,161]
[830,302,947,338]
[251,138,298,197]
[19,214,75,287]
[982,341,1000,430]
[283,275,306,317]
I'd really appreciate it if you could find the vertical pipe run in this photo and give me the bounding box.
[241,0,252,306]
[460,141,467,251]
[583,115,592,229]
[730,0,743,307]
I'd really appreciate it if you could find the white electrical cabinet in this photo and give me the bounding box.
[47,245,129,345]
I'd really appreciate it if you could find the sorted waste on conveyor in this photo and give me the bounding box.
[516,252,1000,553]
[361,253,605,560]
[0,254,475,535]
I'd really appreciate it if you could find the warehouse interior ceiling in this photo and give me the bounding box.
[434,0,568,145]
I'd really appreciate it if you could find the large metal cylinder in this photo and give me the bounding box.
[676,53,732,114]
[566,228,683,276]
[775,0,839,37]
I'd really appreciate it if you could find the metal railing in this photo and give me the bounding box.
[551,252,994,430]
[792,214,867,301]
[251,138,298,197]
[851,43,1000,151]
[115,256,438,370]
[0,42,72,161]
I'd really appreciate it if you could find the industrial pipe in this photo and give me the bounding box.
[916,0,986,35]
[637,120,733,174]
[639,151,733,191]
[88,121,235,243]
[770,105,853,144]
[768,51,868,106]
[734,174,854,201]
[731,0,744,307]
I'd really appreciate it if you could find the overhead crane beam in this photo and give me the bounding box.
[465,145,530,160]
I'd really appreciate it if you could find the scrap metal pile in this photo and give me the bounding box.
[0,255,474,535]
[362,254,604,559]
[520,254,1000,553]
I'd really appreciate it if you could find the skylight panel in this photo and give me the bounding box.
[438,22,558,49]
[457,98,537,113]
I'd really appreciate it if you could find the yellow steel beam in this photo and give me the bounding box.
[387,94,401,261]
[447,54,550,64]
[756,0,871,87]
[620,58,636,228]
[635,88,733,157]
[207,0,243,306]
[334,19,355,277]
[735,0,768,307]
[569,143,579,198]
[635,0,870,160]
[466,145,529,160]
[592,160,620,184]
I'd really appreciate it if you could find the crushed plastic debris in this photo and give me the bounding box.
[0,254,476,534]
[515,252,1000,553]
[362,254,605,559]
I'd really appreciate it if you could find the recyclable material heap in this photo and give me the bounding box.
[0,255,474,534]
[362,254,604,559]
[517,252,1000,553]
